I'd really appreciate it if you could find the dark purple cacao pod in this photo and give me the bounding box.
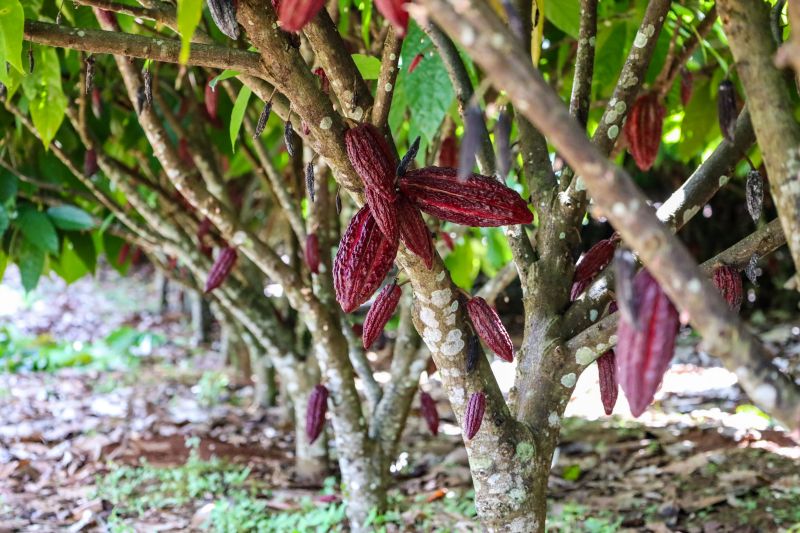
[464,391,486,440]
[362,282,402,349]
[419,390,439,436]
[466,296,513,362]
[305,384,329,444]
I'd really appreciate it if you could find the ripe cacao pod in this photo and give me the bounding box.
[712,265,743,312]
[397,136,420,177]
[397,197,433,269]
[205,81,218,122]
[399,167,532,227]
[207,0,240,39]
[278,0,326,32]
[570,236,619,301]
[334,206,399,313]
[365,186,399,242]
[374,0,409,36]
[464,391,486,440]
[615,269,679,417]
[745,169,763,223]
[305,233,320,275]
[117,242,130,266]
[363,282,402,349]
[623,93,665,171]
[466,296,513,362]
[306,384,329,444]
[717,80,737,142]
[419,391,439,436]
[345,124,397,200]
[205,246,238,293]
[84,149,99,176]
[597,350,617,415]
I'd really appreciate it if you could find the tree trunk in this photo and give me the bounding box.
[253,356,277,408]
[191,292,213,346]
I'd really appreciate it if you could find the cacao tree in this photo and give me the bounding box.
[2,0,799,531]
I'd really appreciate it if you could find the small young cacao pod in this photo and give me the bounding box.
[680,69,693,106]
[334,206,399,313]
[745,169,763,223]
[717,80,737,142]
[466,296,513,362]
[305,233,320,275]
[570,236,619,301]
[305,162,315,202]
[345,124,397,200]
[397,136,420,177]
[313,67,329,94]
[712,265,743,312]
[597,350,618,415]
[84,149,99,176]
[408,53,424,73]
[141,68,153,108]
[85,55,95,95]
[205,81,218,122]
[419,391,439,436]
[253,101,272,139]
[284,120,297,157]
[399,167,532,227]
[615,269,679,417]
[205,246,238,293]
[117,242,131,266]
[458,104,485,181]
[466,333,480,373]
[397,197,433,269]
[278,0,326,32]
[494,110,512,178]
[207,0,240,39]
[363,282,402,349]
[745,254,760,286]
[91,87,103,119]
[335,188,342,214]
[623,93,665,171]
[464,391,486,440]
[438,135,457,168]
[374,0,409,36]
[305,384,329,444]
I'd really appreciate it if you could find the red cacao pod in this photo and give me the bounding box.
[615,270,679,417]
[205,246,238,293]
[345,124,397,201]
[419,391,439,436]
[570,236,619,301]
[711,265,743,312]
[278,0,326,32]
[305,384,329,444]
[305,233,320,275]
[91,87,102,119]
[464,391,486,440]
[374,0,409,36]
[624,93,665,171]
[334,206,399,313]
[365,186,399,242]
[597,350,618,415]
[466,334,480,373]
[313,67,329,94]
[399,167,532,227]
[363,282,402,349]
[205,81,218,121]
[466,296,513,362]
[397,197,433,269]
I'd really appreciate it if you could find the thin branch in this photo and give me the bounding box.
[654,6,718,98]
[23,21,267,79]
[568,0,598,128]
[371,27,403,129]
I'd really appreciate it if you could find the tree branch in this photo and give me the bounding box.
[23,21,267,79]
[371,27,403,129]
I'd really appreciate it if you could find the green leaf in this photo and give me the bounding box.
[0,0,25,81]
[47,205,95,231]
[356,0,372,49]
[545,0,580,38]
[676,79,716,161]
[210,69,240,88]
[351,54,381,80]
[177,0,203,64]
[66,231,97,274]
[17,239,45,292]
[0,205,8,237]
[19,207,59,253]
[21,46,66,149]
[52,238,88,284]
[0,250,7,282]
[389,22,455,145]
[229,85,252,151]
[444,238,480,291]
[0,169,18,203]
